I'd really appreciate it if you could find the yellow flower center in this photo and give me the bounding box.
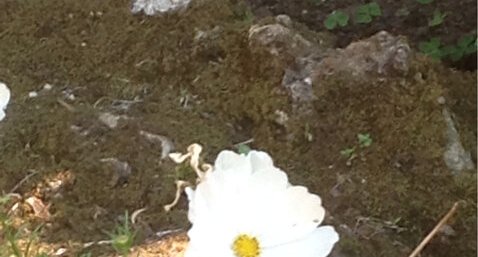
[232,234,260,257]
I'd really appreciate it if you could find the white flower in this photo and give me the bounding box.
[184,150,339,257]
[0,82,11,121]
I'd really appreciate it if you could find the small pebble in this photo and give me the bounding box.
[28,91,38,98]
[303,77,312,85]
[275,14,292,27]
[66,94,75,101]
[437,96,446,105]
[43,83,53,90]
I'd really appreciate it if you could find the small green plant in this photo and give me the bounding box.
[355,2,382,24]
[340,147,355,158]
[107,211,135,256]
[340,133,373,164]
[419,37,444,59]
[357,133,373,148]
[420,35,477,61]
[324,10,349,30]
[236,144,251,154]
[428,9,446,27]
[443,34,477,61]
[416,0,433,4]
[232,2,254,24]
[0,195,48,257]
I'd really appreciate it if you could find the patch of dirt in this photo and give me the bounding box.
[0,0,475,256]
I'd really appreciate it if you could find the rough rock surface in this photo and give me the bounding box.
[249,17,412,105]
[442,107,475,173]
[313,30,411,79]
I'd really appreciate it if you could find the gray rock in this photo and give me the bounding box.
[248,17,324,105]
[314,31,411,79]
[131,0,191,15]
[442,108,475,173]
[249,20,411,106]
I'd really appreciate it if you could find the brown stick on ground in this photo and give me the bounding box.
[408,201,460,257]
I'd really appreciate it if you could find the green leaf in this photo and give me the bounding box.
[441,45,463,62]
[465,41,477,54]
[356,5,369,15]
[428,9,446,27]
[340,147,355,158]
[441,45,458,57]
[457,34,477,54]
[324,12,338,30]
[368,2,382,17]
[457,34,476,48]
[237,144,251,154]
[357,133,372,148]
[418,40,443,59]
[355,5,373,24]
[428,37,441,48]
[356,12,372,24]
[416,0,433,4]
[335,11,349,27]
[419,37,442,57]
[449,49,464,61]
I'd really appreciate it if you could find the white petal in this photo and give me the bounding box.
[188,169,244,223]
[248,151,288,192]
[214,150,247,171]
[253,186,325,246]
[0,83,10,121]
[185,186,195,201]
[186,219,238,257]
[262,226,339,257]
[248,167,288,192]
[282,186,325,225]
[185,240,234,257]
[259,222,322,247]
[185,187,197,223]
[247,150,274,171]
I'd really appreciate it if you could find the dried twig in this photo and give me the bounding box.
[164,180,190,212]
[131,207,148,224]
[408,202,460,257]
[233,138,254,147]
[9,169,39,193]
[166,143,212,212]
[57,98,76,112]
[169,144,206,180]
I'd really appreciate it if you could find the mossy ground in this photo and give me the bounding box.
[0,0,475,256]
